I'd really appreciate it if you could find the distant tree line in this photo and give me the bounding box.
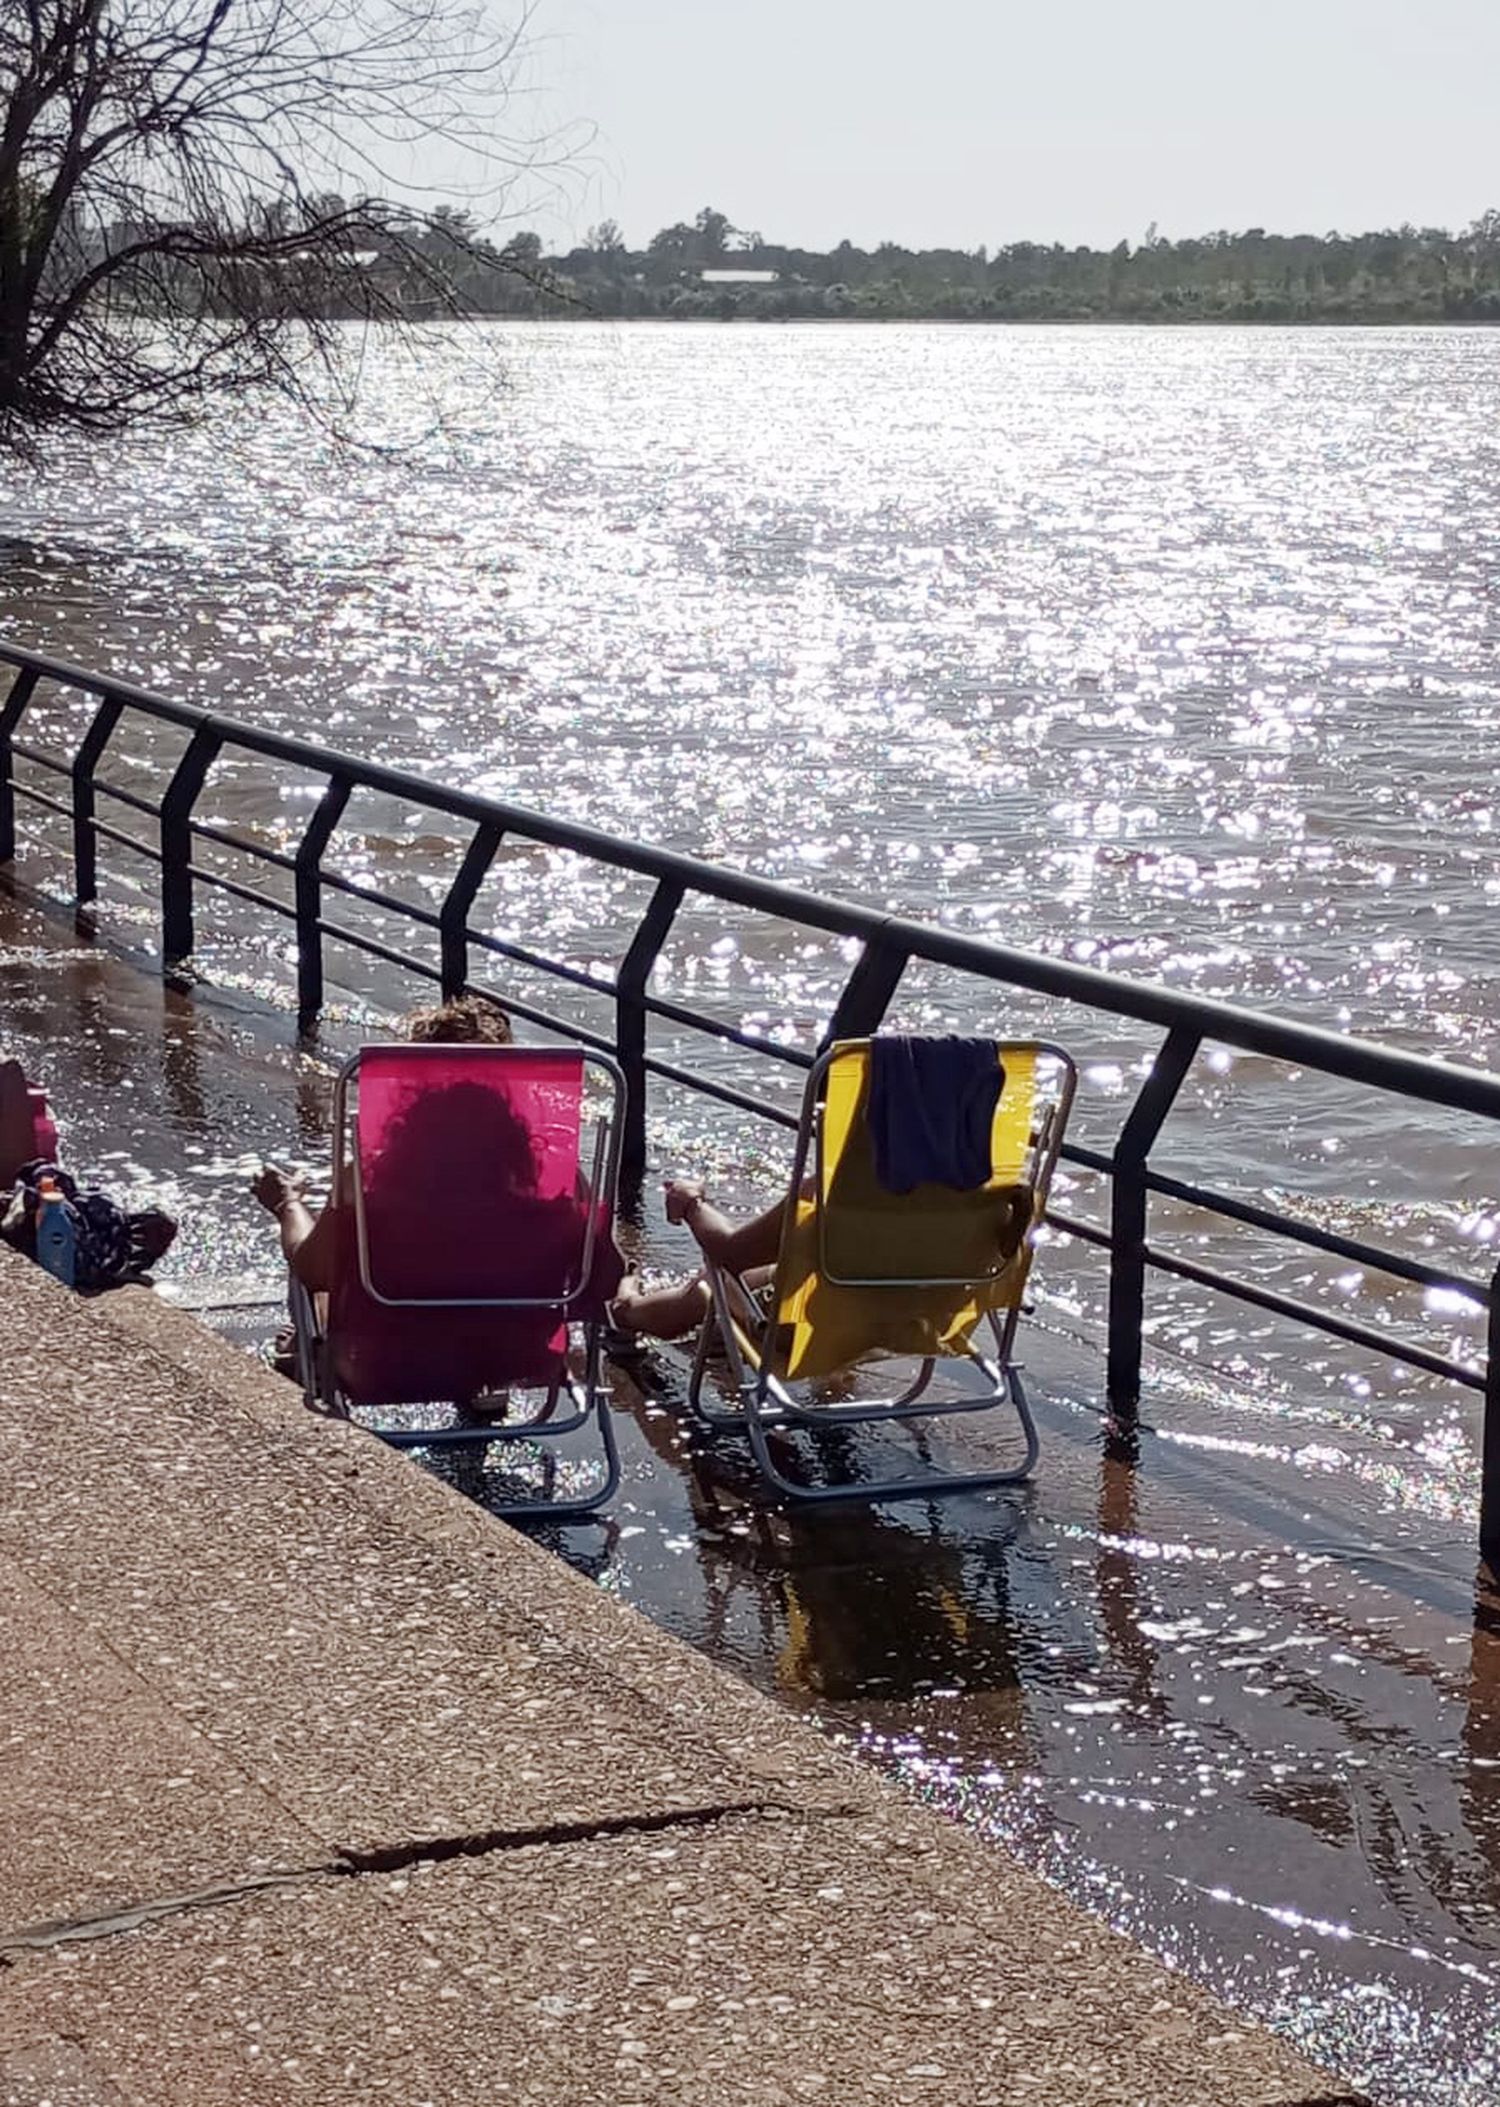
[446,205,1500,324]
[8,4,1497,452]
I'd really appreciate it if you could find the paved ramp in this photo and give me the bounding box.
[0,1255,1356,2105]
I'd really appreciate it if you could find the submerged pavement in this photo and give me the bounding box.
[0,1251,1362,2105]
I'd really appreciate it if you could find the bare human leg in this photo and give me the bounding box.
[607,1179,793,1345]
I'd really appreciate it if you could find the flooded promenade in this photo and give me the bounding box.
[0,844,1493,2106]
[4,322,1500,2100]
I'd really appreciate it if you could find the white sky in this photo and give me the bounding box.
[519,0,1500,251]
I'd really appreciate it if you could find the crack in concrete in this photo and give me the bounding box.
[337,1793,843,1877]
[0,1795,840,1962]
[0,1869,326,1959]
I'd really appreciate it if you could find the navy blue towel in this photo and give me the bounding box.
[866,1036,1003,1195]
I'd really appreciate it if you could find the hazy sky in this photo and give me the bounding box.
[526,0,1500,251]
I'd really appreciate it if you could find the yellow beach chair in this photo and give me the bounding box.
[687,1037,1077,1502]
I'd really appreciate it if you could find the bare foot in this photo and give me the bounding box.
[457,1391,512,1425]
[609,1273,711,1343]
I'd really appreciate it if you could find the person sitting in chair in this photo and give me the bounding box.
[256,995,633,1388]
[255,995,776,1360]
[253,994,526,1292]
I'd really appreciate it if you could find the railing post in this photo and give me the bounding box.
[71,696,123,908]
[159,724,222,969]
[821,930,909,1048]
[615,877,684,1194]
[1107,1024,1201,1424]
[0,667,39,864]
[1483,1257,1500,1576]
[439,820,504,1000]
[294,773,352,1035]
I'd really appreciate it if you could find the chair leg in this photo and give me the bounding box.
[287,1275,333,1414]
[484,1373,620,1519]
[687,1266,795,1432]
[739,1349,1040,1505]
[349,1328,620,1520]
[374,1374,620,1517]
[684,1261,1041,1501]
[887,1358,937,1408]
[686,1267,760,1430]
[686,1310,716,1419]
[1005,1361,1041,1479]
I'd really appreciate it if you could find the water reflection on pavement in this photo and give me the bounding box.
[3,878,1499,2107]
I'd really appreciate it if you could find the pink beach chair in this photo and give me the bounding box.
[288,1042,624,1517]
[0,1058,59,1187]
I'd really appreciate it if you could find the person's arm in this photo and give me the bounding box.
[252,1165,340,1292]
[664,1179,791,1274]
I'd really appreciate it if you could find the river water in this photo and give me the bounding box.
[3,322,1500,2099]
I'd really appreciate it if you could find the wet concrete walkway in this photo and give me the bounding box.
[0,1250,1363,2105]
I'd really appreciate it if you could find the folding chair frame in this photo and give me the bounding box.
[290,1043,624,1519]
[686,1039,1077,1504]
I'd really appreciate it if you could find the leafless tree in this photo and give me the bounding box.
[0,1,564,446]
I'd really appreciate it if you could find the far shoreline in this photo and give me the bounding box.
[454,309,1500,329]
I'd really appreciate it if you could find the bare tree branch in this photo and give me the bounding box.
[0,0,576,445]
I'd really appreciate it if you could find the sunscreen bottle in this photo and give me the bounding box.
[35,1175,76,1287]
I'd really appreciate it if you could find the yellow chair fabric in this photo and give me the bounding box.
[770,1042,1040,1382]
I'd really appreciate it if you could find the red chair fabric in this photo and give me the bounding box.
[0,1061,57,1188]
[326,1047,621,1406]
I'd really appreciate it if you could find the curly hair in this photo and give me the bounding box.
[401,994,513,1046]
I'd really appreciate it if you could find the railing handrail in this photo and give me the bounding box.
[4,632,1500,1567]
[4,634,1499,1121]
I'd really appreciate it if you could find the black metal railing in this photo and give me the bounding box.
[4,635,1500,1560]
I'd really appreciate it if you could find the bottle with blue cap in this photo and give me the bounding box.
[35,1173,76,1287]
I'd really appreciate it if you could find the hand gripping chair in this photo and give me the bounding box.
[289,1042,624,1518]
[687,1037,1077,1503]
